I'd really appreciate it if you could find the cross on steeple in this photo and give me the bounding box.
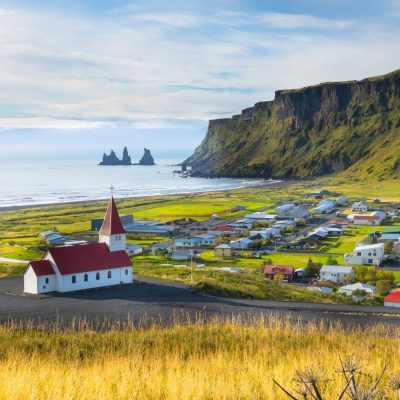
[109,185,114,196]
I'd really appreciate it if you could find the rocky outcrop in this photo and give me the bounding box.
[139,148,156,165]
[99,146,132,165]
[183,69,400,180]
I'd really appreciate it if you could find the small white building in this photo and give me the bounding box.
[320,265,354,283]
[336,196,348,205]
[352,201,369,212]
[338,282,376,296]
[344,243,384,266]
[244,212,277,222]
[24,197,133,294]
[126,243,143,256]
[230,238,253,249]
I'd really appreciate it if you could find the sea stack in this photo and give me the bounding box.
[99,146,132,165]
[139,148,156,165]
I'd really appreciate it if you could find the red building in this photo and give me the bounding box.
[264,264,294,282]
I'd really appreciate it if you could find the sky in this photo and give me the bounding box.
[0,0,399,152]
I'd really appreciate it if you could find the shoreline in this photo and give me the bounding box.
[0,179,300,212]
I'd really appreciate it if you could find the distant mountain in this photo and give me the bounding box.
[139,148,156,165]
[99,146,132,165]
[183,69,400,180]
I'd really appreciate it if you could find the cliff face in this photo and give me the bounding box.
[184,69,400,179]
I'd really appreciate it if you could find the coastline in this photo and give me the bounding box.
[0,179,299,212]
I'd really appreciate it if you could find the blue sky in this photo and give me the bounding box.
[0,0,399,151]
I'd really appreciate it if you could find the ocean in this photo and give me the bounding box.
[0,149,268,208]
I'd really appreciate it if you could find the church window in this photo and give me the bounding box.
[45,278,49,284]
[84,274,88,282]
[72,275,76,284]
[96,272,100,280]
[125,269,129,275]
[108,271,112,279]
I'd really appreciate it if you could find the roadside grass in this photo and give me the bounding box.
[135,264,355,304]
[0,263,26,278]
[1,316,399,399]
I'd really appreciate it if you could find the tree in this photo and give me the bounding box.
[384,240,394,254]
[326,256,338,265]
[304,258,322,278]
[376,280,392,296]
[352,289,367,298]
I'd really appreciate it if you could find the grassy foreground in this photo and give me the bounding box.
[0,317,398,399]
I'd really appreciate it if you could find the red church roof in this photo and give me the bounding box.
[47,243,131,275]
[384,292,400,304]
[99,196,126,236]
[28,260,55,276]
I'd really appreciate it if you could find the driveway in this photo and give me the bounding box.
[0,277,399,328]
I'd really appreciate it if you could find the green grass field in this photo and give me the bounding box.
[1,178,400,289]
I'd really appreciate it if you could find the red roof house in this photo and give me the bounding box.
[28,260,55,276]
[264,264,294,282]
[384,292,400,308]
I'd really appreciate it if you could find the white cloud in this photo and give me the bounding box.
[258,12,353,29]
[0,6,398,130]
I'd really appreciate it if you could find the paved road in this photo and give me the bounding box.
[1,277,400,328]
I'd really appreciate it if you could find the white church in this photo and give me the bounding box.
[24,196,133,294]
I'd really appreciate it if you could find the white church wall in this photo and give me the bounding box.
[24,266,39,294]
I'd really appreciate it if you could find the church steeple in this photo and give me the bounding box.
[99,196,126,252]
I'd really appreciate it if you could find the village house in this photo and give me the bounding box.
[335,196,348,205]
[348,211,385,226]
[352,201,369,212]
[24,197,133,294]
[344,243,384,266]
[229,238,253,250]
[264,264,294,282]
[381,227,400,241]
[244,212,277,222]
[384,292,400,308]
[320,265,354,284]
[126,243,142,256]
[171,250,197,261]
[338,282,376,297]
[214,243,233,258]
[152,242,175,255]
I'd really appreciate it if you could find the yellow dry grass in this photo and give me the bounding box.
[0,316,399,399]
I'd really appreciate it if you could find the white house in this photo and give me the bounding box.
[244,212,277,222]
[24,197,133,294]
[352,201,369,212]
[313,203,333,214]
[126,243,142,256]
[320,265,354,284]
[344,243,384,266]
[230,238,253,249]
[275,203,296,215]
[381,228,400,241]
[338,282,376,296]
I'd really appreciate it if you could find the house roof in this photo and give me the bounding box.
[215,244,231,249]
[339,282,375,293]
[320,265,353,274]
[384,292,400,304]
[28,260,55,276]
[355,243,384,251]
[264,264,294,275]
[353,215,380,221]
[99,196,126,236]
[47,243,131,275]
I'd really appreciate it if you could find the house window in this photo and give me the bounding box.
[84,274,88,282]
[72,275,76,284]
[96,272,100,280]
[107,271,112,279]
[368,259,373,264]
[45,277,49,284]
[125,269,129,275]
[357,252,361,257]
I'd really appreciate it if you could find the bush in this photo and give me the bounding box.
[376,279,392,296]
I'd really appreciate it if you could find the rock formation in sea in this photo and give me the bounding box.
[99,146,132,165]
[139,148,156,165]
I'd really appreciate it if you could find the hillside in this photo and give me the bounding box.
[184,69,400,179]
